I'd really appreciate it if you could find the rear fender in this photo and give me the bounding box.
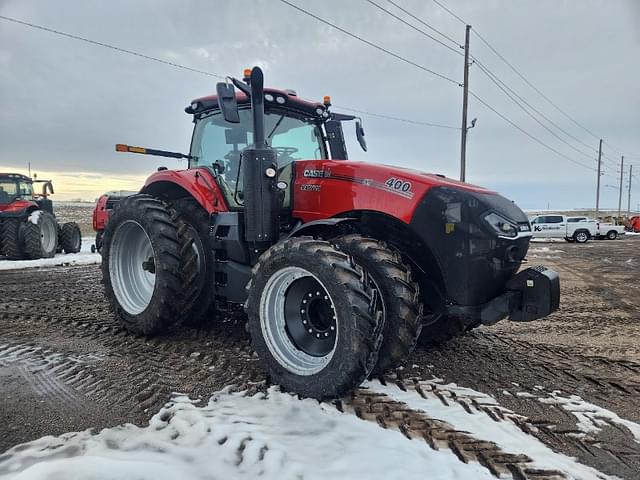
[140,168,228,214]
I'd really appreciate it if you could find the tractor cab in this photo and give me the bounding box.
[0,173,35,207]
[185,85,366,211]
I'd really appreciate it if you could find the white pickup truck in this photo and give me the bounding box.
[529,214,597,243]
[566,216,625,240]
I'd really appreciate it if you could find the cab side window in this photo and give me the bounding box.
[547,216,563,223]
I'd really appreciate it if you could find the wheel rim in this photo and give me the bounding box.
[576,232,587,242]
[109,220,156,315]
[260,266,338,376]
[608,232,616,240]
[40,216,56,253]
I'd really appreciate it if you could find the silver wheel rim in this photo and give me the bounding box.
[259,266,337,376]
[40,216,56,253]
[109,220,156,315]
[577,232,587,242]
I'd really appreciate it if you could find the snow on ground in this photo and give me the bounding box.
[0,387,493,480]
[538,392,640,442]
[0,237,99,271]
[366,379,614,480]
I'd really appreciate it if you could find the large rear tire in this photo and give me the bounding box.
[22,211,58,259]
[333,235,422,374]
[1,219,23,260]
[60,222,82,253]
[171,198,216,325]
[101,194,197,335]
[246,237,383,399]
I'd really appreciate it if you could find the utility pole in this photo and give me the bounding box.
[617,156,624,222]
[595,139,602,219]
[628,164,633,217]
[459,24,471,182]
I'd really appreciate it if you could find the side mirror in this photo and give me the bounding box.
[216,82,240,123]
[355,119,367,152]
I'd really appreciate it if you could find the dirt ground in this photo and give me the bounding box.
[0,236,638,479]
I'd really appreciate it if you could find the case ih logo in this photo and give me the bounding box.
[303,169,331,178]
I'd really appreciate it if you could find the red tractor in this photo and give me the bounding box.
[101,67,559,399]
[0,173,82,260]
[629,216,640,233]
[91,190,137,253]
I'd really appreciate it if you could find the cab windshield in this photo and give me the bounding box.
[0,179,33,203]
[190,108,326,208]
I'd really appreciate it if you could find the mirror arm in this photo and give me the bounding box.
[230,77,251,96]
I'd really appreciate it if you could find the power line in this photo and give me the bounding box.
[366,0,463,56]
[431,0,466,25]
[0,14,454,132]
[469,91,596,172]
[431,0,639,160]
[335,105,459,129]
[382,0,461,48]
[0,15,226,79]
[473,59,599,163]
[278,0,460,85]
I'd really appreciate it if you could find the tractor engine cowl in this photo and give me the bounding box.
[410,186,532,307]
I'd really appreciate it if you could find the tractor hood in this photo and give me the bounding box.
[292,159,503,224]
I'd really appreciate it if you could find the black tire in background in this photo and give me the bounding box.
[171,197,216,325]
[606,230,618,240]
[22,211,58,259]
[101,194,197,336]
[1,219,23,260]
[245,237,383,399]
[60,222,82,253]
[333,234,422,374]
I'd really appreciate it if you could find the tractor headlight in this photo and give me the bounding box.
[484,212,518,238]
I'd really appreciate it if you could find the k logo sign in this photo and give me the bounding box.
[534,225,542,232]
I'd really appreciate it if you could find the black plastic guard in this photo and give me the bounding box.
[242,148,279,245]
[506,266,560,321]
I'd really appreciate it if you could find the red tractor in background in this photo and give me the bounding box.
[91,190,136,253]
[629,216,640,233]
[0,173,82,260]
[100,67,560,399]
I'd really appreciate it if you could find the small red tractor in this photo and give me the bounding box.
[0,173,82,260]
[100,67,560,399]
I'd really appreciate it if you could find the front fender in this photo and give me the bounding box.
[288,218,358,238]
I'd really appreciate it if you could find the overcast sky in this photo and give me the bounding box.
[1,0,639,209]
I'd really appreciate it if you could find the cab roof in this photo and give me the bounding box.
[0,173,31,182]
[186,87,329,120]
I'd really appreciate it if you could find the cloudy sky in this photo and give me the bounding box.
[1,0,639,209]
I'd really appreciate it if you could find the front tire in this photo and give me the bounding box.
[101,195,197,335]
[333,235,422,374]
[246,237,383,399]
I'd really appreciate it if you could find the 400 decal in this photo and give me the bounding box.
[384,177,412,194]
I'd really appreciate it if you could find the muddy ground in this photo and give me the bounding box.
[0,236,638,479]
